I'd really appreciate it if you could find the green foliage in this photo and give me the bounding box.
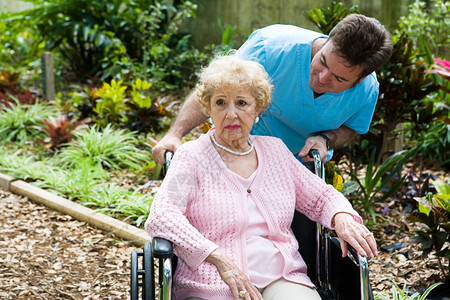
[0,99,58,144]
[59,124,151,170]
[303,1,359,34]
[124,79,174,133]
[395,0,449,59]
[405,44,450,166]
[0,149,54,181]
[0,20,42,72]
[408,180,450,280]
[93,79,128,127]
[342,148,417,222]
[69,86,100,120]
[33,114,91,149]
[0,69,38,107]
[69,78,173,133]
[82,184,153,227]
[3,0,147,76]
[104,1,200,92]
[374,33,441,139]
[374,281,443,300]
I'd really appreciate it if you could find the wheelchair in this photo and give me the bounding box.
[131,150,374,300]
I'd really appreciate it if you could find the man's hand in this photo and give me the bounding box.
[298,126,357,162]
[298,135,328,162]
[152,133,182,165]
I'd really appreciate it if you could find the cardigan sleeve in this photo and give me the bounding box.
[145,146,219,270]
[281,142,362,228]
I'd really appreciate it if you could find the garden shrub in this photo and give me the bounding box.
[58,124,151,170]
[395,0,449,59]
[0,99,58,144]
[3,0,202,93]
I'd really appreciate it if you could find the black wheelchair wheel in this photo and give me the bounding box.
[130,250,139,300]
[143,241,154,300]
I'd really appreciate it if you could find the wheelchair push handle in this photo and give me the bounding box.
[163,150,174,175]
[307,149,324,180]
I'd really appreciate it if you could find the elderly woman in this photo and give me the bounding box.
[145,55,377,300]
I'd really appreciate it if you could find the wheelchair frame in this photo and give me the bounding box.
[131,150,373,300]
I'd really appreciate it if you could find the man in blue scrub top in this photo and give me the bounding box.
[152,14,393,164]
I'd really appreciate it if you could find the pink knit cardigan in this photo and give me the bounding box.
[145,133,361,300]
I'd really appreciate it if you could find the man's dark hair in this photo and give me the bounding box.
[327,14,393,78]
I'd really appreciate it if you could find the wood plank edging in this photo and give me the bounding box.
[5,177,150,247]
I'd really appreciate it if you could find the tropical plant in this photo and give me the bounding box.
[93,79,128,127]
[0,69,38,108]
[303,1,359,35]
[33,115,91,149]
[374,281,442,300]
[124,79,174,133]
[0,20,42,72]
[0,99,58,144]
[103,0,200,92]
[407,52,450,166]
[81,183,153,227]
[69,86,100,120]
[59,124,150,170]
[373,33,441,153]
[0,149,52,181]
[342,148,417,222]
[408,180,450,281]
[395,0,449,59]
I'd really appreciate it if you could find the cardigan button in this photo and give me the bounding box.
[247,189,251,193]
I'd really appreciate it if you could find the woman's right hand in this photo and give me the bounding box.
[206,249,262,300]
[151,133,182,165]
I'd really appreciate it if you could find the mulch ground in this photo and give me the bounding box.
[0,188,138,300]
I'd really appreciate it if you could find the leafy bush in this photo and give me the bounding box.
[395,0,449,58]
[0,69,38,107]
[59,124,151,170]
[0,99,58,144]
[0,20,42,72]
[373,33,441,157]
[93,80,128,127]
[406,56,450,166]
[3,0,200,92]
[303,1,359,34]
[70,78,173,133]
[33,114,91,149]
[408,180,450,281]
[342,148,417,222]
[103,1,201,92]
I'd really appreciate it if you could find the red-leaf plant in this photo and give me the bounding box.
[34,115,91,149]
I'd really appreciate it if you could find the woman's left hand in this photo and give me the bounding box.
[333,213,378,258]
[206,248,262,299]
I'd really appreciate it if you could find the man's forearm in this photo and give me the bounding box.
[168,92,209,139]
[323,125,357,149]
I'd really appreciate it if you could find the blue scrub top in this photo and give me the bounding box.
[236,25,379,160]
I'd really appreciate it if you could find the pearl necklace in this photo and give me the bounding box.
[211,133,254,156]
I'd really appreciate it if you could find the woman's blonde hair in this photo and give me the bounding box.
[195,55,273,115]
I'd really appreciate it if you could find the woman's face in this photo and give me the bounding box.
[209,85,258,146]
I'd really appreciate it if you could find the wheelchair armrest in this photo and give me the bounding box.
[322,231,372,300]
[152,237,173,259]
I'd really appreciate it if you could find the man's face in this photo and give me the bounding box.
[309,42,365,94]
